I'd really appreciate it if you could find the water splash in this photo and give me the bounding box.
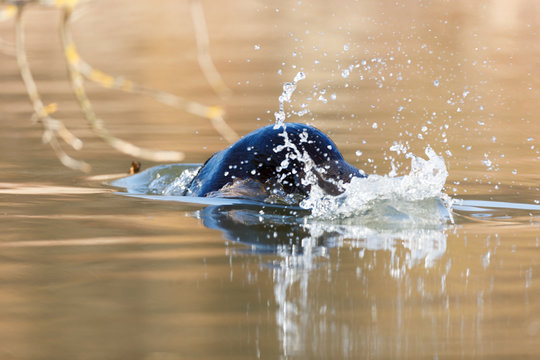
[111,164,199,196]
[301,146,450,219]
[274,71,306,128]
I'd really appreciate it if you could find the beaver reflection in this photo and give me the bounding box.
[200,204,326,252]
[184,123,365,200]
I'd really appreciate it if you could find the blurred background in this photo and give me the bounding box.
[0,1,539,359]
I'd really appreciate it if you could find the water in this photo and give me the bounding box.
[274,71,306,127]
[1,1,540,358]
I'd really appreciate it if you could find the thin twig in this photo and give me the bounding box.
[73,51,239,144]
[60,7,185,162]
[71,52,239,143]
[8,0,239,172]
[14,4,90,171]
[70,50,221,123]
[189,0,231,97]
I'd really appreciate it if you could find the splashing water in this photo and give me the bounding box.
[112,144,450,224]
[111,164,200,196]
[274,71,306,128]
[301,146,450,219]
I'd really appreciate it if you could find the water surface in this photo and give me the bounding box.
[1,0,539,358]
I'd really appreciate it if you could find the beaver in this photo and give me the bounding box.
[184,123,366,199]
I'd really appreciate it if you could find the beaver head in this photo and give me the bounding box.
[185,123,366,199]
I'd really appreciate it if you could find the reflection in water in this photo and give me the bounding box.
[200,200,450,357]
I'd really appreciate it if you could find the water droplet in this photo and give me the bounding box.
[294,71,306,82]
[274,111,285,123]
[279,83,296,103]
[372,122,378,129]
[254,44,260,50]
[433,79,440,87]
[355,150,363,156]
[512,169,518,175]
[341,69,350,78]
[482,154,492,168]
[343,44,350,51]
[317,95,327,103]
[274,72,306,126]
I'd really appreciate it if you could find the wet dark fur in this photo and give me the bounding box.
[185,123,365,197]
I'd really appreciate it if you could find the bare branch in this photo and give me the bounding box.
[14,4,91,171]
[75,55,240,144]
[64,46,210,118]
[60,2,239,143]
[7,0,239,171]
[60,7,185,162]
